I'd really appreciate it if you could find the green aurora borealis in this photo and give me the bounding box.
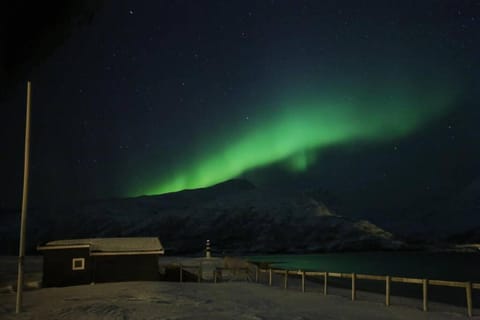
[132,80,458,196]
[3,0,479,214]
[117,2,472,199]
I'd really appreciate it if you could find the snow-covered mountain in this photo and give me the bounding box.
[1,179,403,254]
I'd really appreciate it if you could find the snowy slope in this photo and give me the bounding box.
[1,179,403,254]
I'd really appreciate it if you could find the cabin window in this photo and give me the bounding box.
[72,258,85,271]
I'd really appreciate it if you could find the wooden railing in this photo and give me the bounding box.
[175,264,204,283]
[170,262,478,317]
[213,267,250,283]
[173,264,250,283]
[252,266,479,317]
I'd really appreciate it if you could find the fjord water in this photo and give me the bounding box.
[248,252,480,282]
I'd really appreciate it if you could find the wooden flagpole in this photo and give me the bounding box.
[16,81,32,314]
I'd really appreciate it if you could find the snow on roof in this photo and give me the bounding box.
[41,237,164,254]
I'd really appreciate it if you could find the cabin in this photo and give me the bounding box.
[37,237,164,287]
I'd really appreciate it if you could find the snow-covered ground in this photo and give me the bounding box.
[0,256,476,319]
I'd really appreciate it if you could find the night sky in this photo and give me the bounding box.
[2,1,480,219]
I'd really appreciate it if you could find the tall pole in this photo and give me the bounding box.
[16,81,31,314]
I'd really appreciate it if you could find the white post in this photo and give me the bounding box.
[385,275,391,306]
[16,81,32,314]
[301,271,305,292]
[423,279,428,312]
[205,239,211,258]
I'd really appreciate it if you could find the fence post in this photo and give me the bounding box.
[324,272,328,295]
[269,268,272,286]
[466,282,472,317]
[385,275,391,306]
[179,264,183,283]
[422,279,428,312]
[284,270,288,289]
[301,271,305,293]
[352,273,356,301]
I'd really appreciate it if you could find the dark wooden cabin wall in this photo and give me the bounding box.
[93,254,159,282]
[42,247,92,287]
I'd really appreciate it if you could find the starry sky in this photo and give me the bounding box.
[2,0,480,219]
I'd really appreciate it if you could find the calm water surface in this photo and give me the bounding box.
[248,252,480,282]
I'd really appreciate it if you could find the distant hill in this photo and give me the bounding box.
[1,179,404,255]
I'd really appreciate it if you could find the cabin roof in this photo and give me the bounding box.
[38,237,164,255]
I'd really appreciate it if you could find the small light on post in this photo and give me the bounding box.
[205,239,211,258]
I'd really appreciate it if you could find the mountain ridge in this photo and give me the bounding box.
[0,179,404,254]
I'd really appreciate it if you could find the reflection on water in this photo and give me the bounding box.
[248,252,480,282]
